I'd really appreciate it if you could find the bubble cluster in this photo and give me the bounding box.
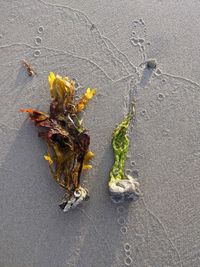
[33,26,44,55]
[123,242,133,265]
[130,18,150,58]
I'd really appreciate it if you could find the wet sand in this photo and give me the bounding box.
[1,0,200,266]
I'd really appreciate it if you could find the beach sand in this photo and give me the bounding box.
[1,0,200,266]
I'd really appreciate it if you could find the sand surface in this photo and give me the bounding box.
[1,0,200,266]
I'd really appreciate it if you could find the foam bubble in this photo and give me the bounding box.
[117,216,126,225]
[131,161,135,167]
[34,50,41,57]
[124,256,133,266]
[124,243,131,251]
[38,26,44,33]
[120,226,128,234]
[35,36,42,45]
[157,93,165,101]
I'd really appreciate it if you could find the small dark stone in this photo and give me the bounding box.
[146,59,157,69]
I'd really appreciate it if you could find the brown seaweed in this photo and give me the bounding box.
[21,72,96,211]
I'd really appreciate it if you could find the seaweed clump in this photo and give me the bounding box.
[108,105,141,203]
[21,72,96,211]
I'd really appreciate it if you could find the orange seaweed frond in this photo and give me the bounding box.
[19,108,34,114]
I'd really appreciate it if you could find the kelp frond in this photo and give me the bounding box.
[21,72,96,211]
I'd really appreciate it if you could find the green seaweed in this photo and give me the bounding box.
[108,105,140,202]
[109,113,132,183]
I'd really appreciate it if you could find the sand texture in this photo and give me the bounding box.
[1,0,200,266]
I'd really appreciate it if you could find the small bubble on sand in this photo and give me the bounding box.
[35,36,42,45]
[120,226,128,234]
[124,256,133,266]
[157,93,165,101]
[131,161,136,167]
[38,26,44,33]
[124,243,131,251]
[117,217,126,225]
[34,50,41,57]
